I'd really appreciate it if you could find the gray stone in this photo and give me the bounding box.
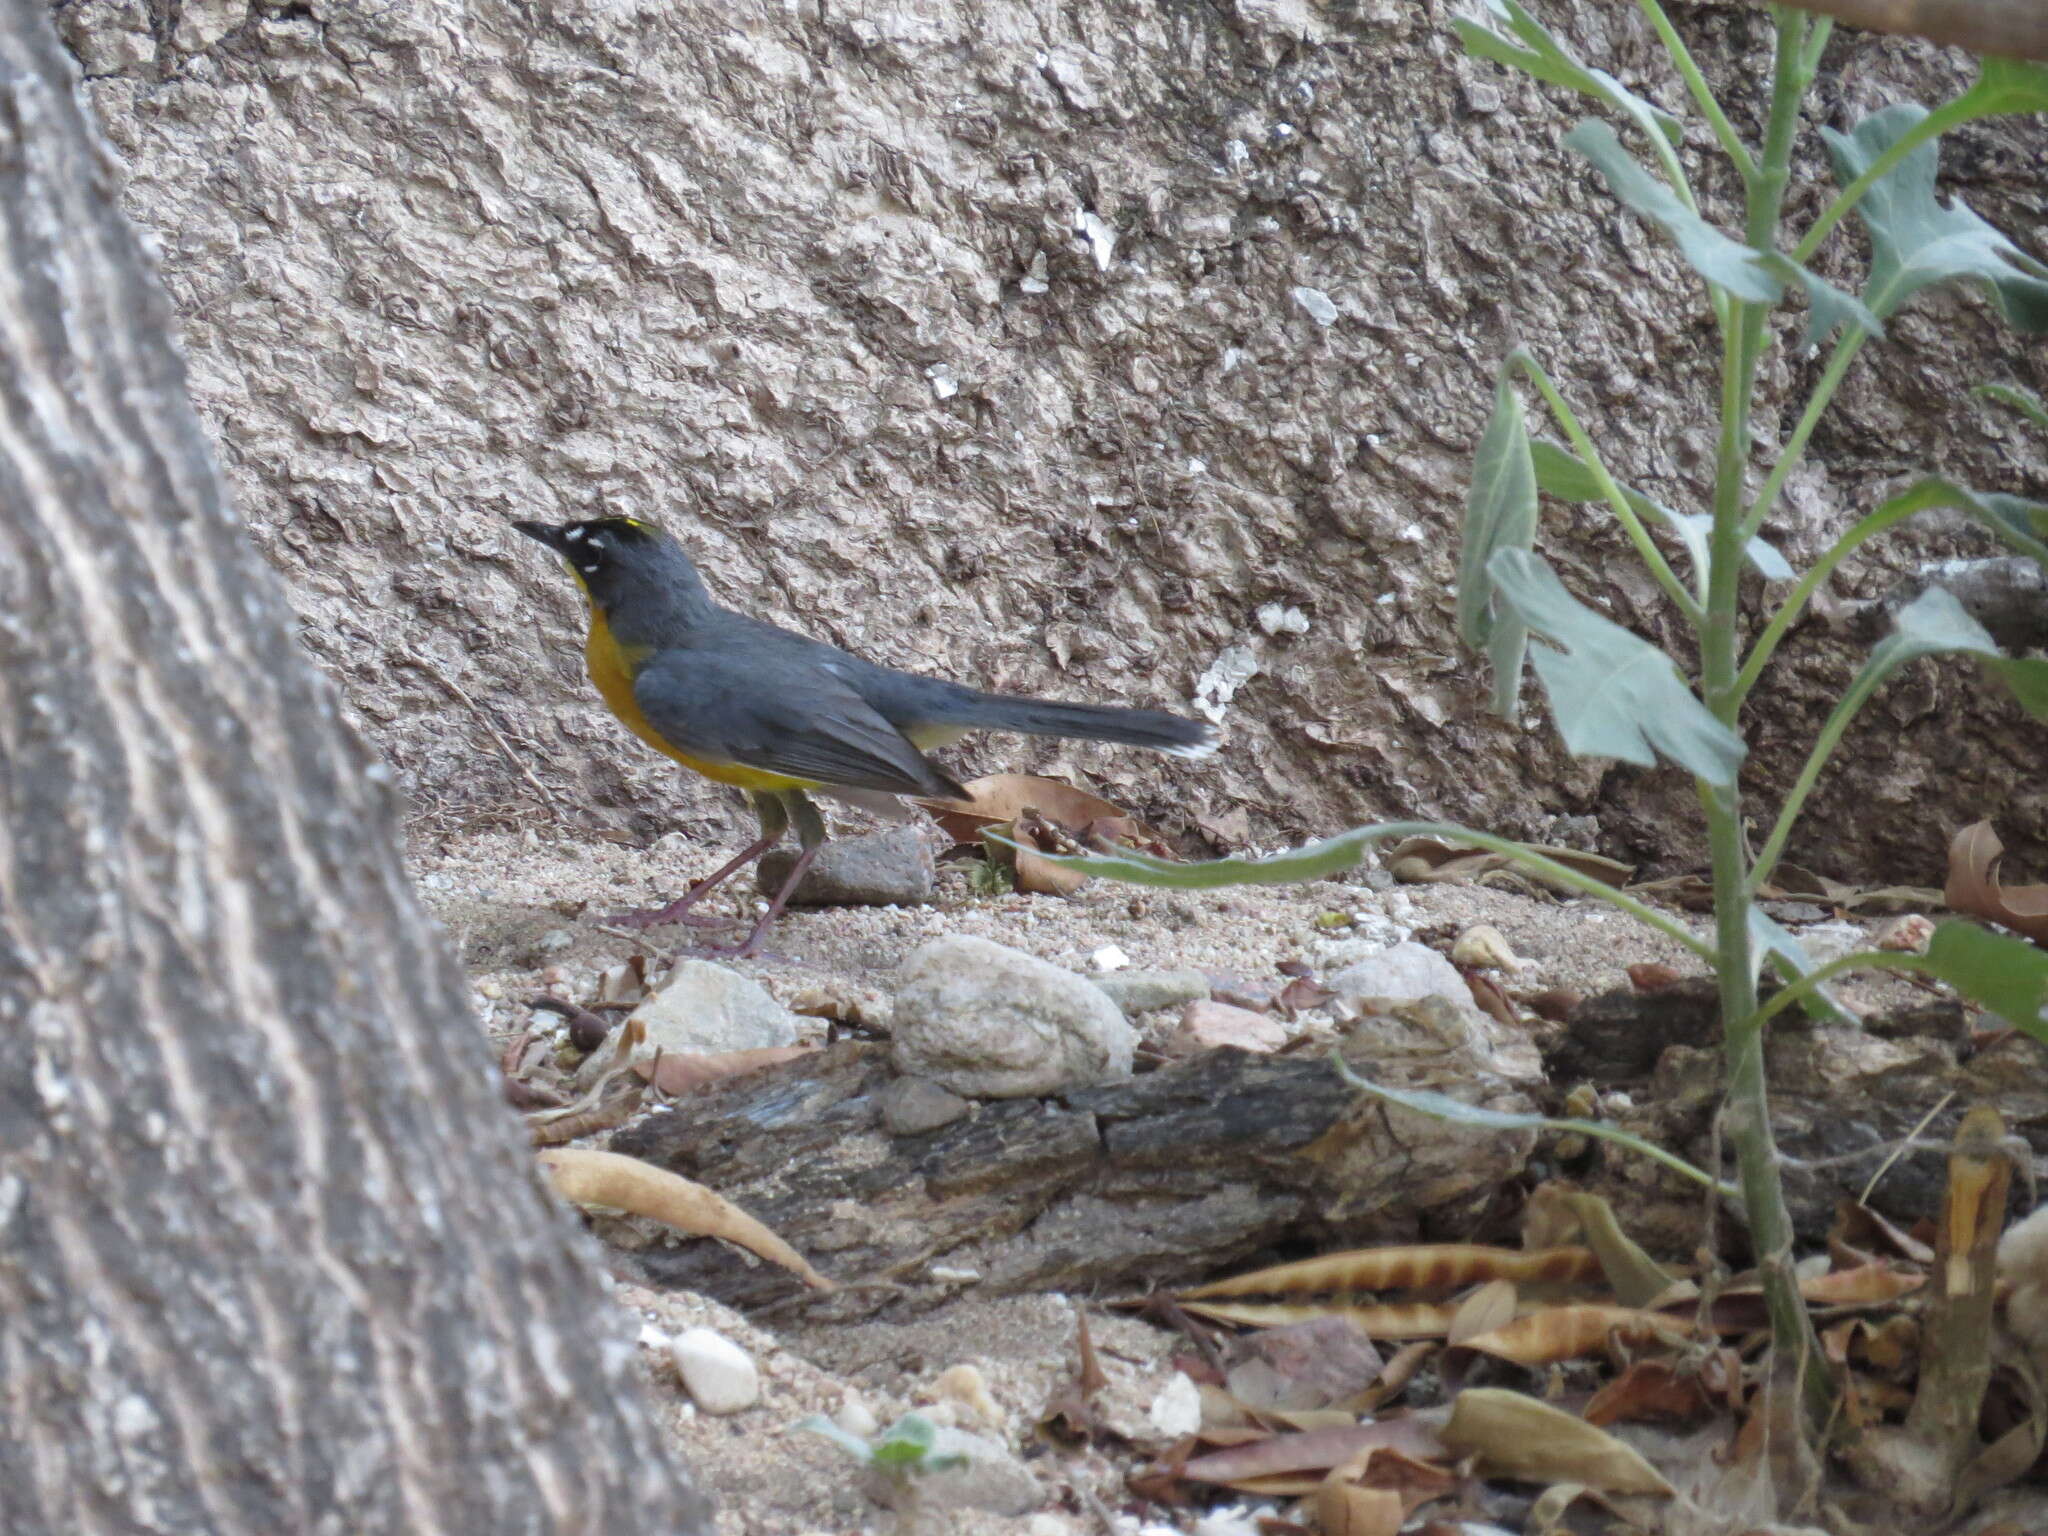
[1089,967,1209,1017]
[1327,941,1472,1015]
[756,826,934,907]
[864,1424,1042,1518]
[879,1076,971,1136]
[625,960,799,1058]
[891,936,1135,1099]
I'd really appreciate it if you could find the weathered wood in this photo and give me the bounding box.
[611,1044,1538,1319]
[0,13,707,1533]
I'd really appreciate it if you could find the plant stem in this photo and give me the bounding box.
[1707,6,1835,1436]
[1635,0,1756,182]
[1508,351,1704,621]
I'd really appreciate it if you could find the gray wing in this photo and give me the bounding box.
[632,646,966,798]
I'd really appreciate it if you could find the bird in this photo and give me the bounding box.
[514,516,1217,957]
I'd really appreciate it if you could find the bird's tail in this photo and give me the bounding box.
[956,693,1218,758]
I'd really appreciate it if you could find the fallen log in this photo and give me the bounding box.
[609,1036,1540,1320]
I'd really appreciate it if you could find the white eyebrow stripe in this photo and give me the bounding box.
[563,526,586,541]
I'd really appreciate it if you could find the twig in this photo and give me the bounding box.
[1860,1091,1956,1206]
[399,655,565,822]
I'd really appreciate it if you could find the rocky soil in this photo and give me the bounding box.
[415,811,1984,1534]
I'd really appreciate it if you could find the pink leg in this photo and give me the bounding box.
[685,840,823,961]
[607,831,782,930]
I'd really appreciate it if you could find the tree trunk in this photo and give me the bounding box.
[0,8,709,1532]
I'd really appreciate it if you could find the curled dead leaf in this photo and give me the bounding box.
[538,1147,833,1292]
[1946,821,2048,945]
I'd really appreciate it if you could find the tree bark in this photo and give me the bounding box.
[0,7,709,1532]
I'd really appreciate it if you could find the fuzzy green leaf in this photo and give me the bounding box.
[1566,121,1780,302]
[1824,106,2048,333]
[1452,0,1681,149]
[1461,375,1539,717]
[1529,440,1791,583]
[1944,57,2048,124]
[1977,382,2048,434]
[1858,587,2048,721]
[1486,548,1746,783]
[1923,922,2048,1033]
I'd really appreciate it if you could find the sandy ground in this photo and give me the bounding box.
[412,812,1938,1535]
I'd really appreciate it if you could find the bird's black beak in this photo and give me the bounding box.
[513,520,570,554]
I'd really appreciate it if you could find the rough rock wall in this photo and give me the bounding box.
[60,0,2048,880]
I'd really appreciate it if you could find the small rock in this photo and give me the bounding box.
[1450,923,1520,970]
[1627,962,1684,993]
[536,927,574,955]
[669,1328,759,1414]
[1208,975,1281,1012]
[1090,944,1131,972]
[1090,968,1210,1017]
[835,1392,880,1440]
[1168,1000,1288,1056]
[932,1363,1004,1427]
[623,960,799,1060]
[1874,913,1936,952]
[1147,1372,1202,1438]
[757,826,935,907]
[892,935,1135,1098]
[879,1076,972,1136]
[865,1424,1041,1517]
[1327,941,1471,1013]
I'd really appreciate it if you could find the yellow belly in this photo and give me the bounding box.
[584,614,815,793]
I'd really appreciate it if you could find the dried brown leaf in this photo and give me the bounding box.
[1441,1387,1675,1495]
[1315,1483,1404,1536]
[1177,1421,1449,1492]
[1446,1280,1519,1347]
[1180,1300,1467,1339]
[1582,1359,1714,1427]
[1946,821,2048,944]
[538,1147,833,1292]
[1798,1262,1923,1308]
[1385,837,1634,894]
[1456,1305,1692,1366]
[1177,1244,1602,1302]
[1223,1316,1385,1413]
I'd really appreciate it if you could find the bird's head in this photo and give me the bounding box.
[514,517,712,636]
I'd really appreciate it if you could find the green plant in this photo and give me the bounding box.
[1055,0,2048,1473]
[794,1410,967,1479]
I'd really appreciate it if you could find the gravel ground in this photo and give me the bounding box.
[412,813,1938,1535]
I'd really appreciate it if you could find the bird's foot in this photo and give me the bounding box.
[604,895,736,931]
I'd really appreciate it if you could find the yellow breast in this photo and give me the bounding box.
[582,610,814,793]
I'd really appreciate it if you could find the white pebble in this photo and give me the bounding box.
[1090,944,1131,972]
[835,1391,879,1439]
[1147,1371,1202,1438]
[669,1327,760,1414]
